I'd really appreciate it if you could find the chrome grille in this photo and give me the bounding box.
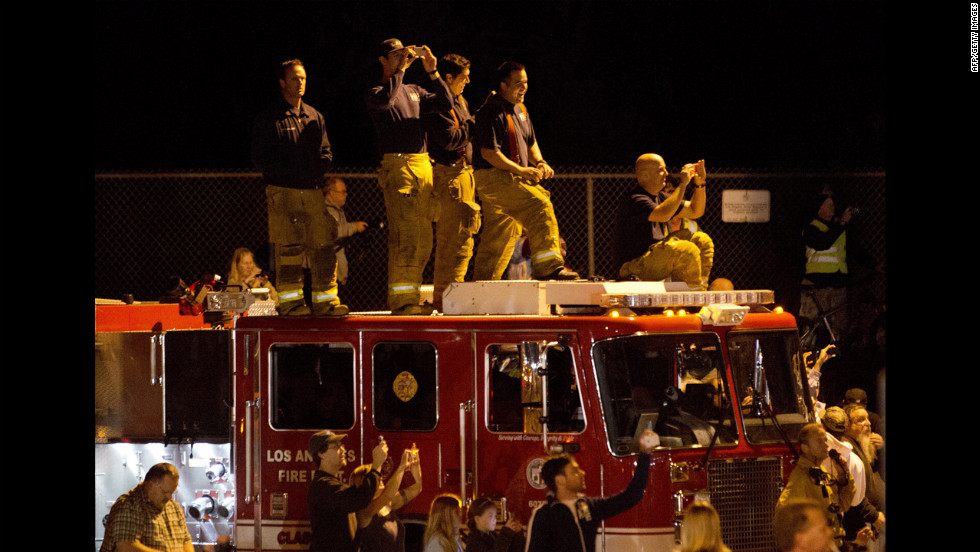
[708,456,783,552]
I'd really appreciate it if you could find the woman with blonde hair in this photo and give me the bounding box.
[423,493,464,552]
[226,247,278,305]
[675,501,731,552]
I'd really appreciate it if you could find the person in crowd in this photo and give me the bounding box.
[100,462,194,552]
[774,498,836,552]
[525,429,660,552]
[611,154,710,289]
[505,232,568,280]
[777,423,854,551]
[226,247,279,305]
[463,497,525,552]
[350,445,423,552]
[798,190,858,339]
[470,61,579,282]
[841,388,884,439]
[674,501,731,552]
[820,408,883,549]
[423,53,481,311]
[803,344,838,417]
[365,39,453,315]
[842,405,884,510]
[321,177,368,288]
[251,58,346,316]
[423,493,465,552]
[307,431,388,552]
[775,497,874,552]
[708,277,734,291]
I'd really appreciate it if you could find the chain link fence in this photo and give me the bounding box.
[95,167,885,314]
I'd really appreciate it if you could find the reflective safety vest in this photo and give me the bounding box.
[804,219,847,274]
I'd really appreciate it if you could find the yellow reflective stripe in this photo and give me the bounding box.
[532,250,560,261]
[390,283,419,295]
[312,292,339,303]
[279,290,304,301]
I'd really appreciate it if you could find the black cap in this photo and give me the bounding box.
[377,38,403,58]
[843,388,868,405]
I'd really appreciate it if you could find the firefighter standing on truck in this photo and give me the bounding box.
[251,59,347,317]
[423,53,481,312]
[365,39,453,315]
[470,61,579,282]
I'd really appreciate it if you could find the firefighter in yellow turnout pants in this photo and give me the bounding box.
[365,39,454,314]
[251,59,347,316]
[424,54,482,311]
[471,61,578,282]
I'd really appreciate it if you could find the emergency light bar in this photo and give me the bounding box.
[442,281,775,316]
[600,289,774,309]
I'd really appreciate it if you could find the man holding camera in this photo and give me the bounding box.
[777,423,855,551]
[612,154,710,289]
[365,39,453,315]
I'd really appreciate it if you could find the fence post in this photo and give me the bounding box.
[586,176,595,278]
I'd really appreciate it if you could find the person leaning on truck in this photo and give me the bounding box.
[524,429,660,552]
[307,430,389,552]
[100,462,194,552]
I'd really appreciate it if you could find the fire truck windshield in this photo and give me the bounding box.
[726,329,813,445]
[592,332,738,456]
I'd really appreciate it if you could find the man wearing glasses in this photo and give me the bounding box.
[307,431,389,552]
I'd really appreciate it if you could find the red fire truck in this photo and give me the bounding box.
[95,280,813,552]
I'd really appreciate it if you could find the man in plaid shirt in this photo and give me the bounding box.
[101,462,194,552]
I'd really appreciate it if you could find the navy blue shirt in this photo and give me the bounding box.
[424,93,475,166]
[472,95,537,170]
[611,186,670,268]
[251,97,333,189]
[365,70,453,156]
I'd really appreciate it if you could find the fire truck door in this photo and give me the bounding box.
[237,329,362,551]
[473,332,592,524]
[359,332,477,510]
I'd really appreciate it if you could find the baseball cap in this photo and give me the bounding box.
[376,38,403,58]
[308,430,345,459]
[820,406,848,434]
[843,388,868,405]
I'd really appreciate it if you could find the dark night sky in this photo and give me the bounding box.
[94,0,886,171]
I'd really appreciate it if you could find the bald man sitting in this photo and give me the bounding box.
[610,154,713,289]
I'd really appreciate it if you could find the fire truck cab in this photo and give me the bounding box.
[95,280,814,552]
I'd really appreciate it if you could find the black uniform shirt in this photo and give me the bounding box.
[365,70,453,156]
[250,97,333,189]
[424,93,475,166]
[472,95,537,170]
